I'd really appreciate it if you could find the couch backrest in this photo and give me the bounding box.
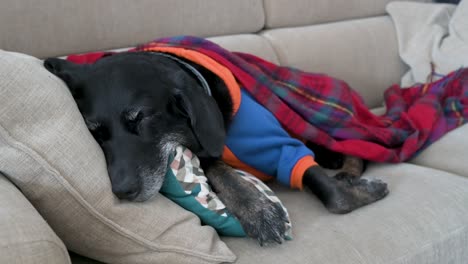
[1,0,431,58]
[263,0,430,28]
[1,0,432,107]
[0,0,264,58]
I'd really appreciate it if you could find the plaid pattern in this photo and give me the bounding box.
[67,36,468,162]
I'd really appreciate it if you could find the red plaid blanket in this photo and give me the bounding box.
[67,36,468,163]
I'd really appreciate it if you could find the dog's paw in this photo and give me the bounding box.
[325,172,389,214]
[236,195,288,246]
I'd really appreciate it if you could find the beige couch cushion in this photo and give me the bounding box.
[209,34,280,65]
[410,124,468,178]
[262,16,406,107]
[0,0,264,58]
[224,163,468,264]
[0,50,235,264]
[0,174,71,264]
[263,0,430,28]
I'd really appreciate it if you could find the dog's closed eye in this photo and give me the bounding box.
[126,109,143,122]
[124,109,144,135]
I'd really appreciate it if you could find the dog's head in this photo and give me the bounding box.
[44,52,225,201]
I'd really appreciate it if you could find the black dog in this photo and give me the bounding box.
[44,52,388,244]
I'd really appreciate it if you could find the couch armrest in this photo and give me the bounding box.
[0,173,70,264]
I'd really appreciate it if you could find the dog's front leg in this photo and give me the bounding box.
[204,160,288,245]
[303,166,389,214]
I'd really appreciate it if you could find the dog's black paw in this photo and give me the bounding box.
[324,172,389,214]
[236,195,288,246]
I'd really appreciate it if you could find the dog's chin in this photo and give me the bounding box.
[132,170,167,202]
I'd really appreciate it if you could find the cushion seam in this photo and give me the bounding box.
[403,160,467,178]
[408,160,468,178]
[0,123,234,262]
[1,239,71,264]
[258,34,282,65]
[259,33,286,66]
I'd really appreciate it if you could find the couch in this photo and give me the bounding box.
[2,0,468,263]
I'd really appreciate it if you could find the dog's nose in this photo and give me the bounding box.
[111,174,140,200]
[112,183,140,200]
[113,186,139,200]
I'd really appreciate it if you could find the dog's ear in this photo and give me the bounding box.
[43,58,85,95]
[176,91,225,158]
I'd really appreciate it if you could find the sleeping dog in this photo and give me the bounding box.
[44,51,388,245]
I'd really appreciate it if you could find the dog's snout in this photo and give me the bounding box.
[113,183,139,200]
[110,170,140,200]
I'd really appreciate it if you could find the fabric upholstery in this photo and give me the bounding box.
[0,0,264,58]
[263,0,431,28]
[224,163,468,264]
[209,34,280,65]
[0,50,236,264]
[371,106,387,115]
[263,16,406,107]
[0,174,71,264]
[410,123,468,178]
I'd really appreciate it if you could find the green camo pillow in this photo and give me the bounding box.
[160,146,292,239]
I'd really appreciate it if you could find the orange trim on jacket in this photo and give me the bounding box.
[222,147,274,182]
